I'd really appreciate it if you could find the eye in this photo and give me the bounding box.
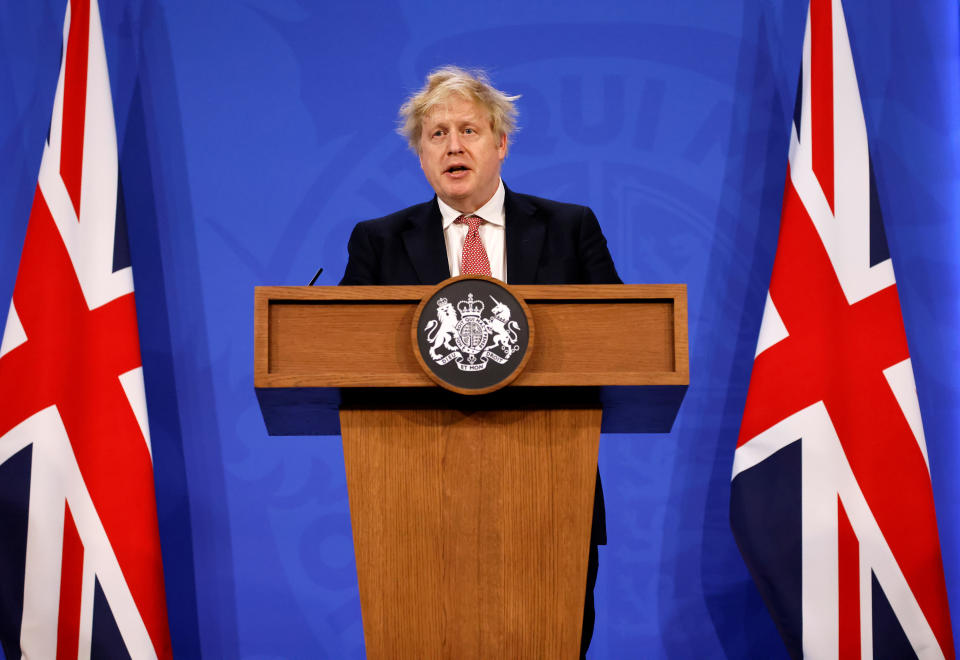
[432,129,445,138]
[464,127,475,135]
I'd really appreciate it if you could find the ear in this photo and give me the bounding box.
[497,133,508,160]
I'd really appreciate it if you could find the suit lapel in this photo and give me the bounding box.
[401,198,450,284]
[504,186,545,284]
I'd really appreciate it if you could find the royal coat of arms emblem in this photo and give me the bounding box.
[414,276,532,393]
[424,293,520,371]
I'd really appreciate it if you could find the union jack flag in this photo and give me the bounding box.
[730,0,956,657]
[731,0,955,658]
[0,0,172,657]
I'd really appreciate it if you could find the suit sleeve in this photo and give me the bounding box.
[339,221,378,285]
[578,207,622,285]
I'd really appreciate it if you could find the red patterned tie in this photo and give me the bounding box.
[454,214,492,276]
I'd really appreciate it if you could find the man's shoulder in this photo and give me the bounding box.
[506,189,592,223]
[354,198,436,235]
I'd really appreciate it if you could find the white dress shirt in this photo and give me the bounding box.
[437,179,507,282]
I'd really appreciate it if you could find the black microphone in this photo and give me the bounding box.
[308,267,323,286]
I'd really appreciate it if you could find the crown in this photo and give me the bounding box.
[436,297,449,307]
[457,293,484,317]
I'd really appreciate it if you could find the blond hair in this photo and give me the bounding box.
[398,66,520,152]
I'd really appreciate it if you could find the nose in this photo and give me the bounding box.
[447,132,463,154]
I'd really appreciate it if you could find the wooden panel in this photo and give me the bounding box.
[269,302,431,386]
[514,299,674,386]
[255,284,689,389]
[341,407,600,660]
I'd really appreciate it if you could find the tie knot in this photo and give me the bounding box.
[455,214,485,233]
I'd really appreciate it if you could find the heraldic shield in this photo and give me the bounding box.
[413,276,534,394]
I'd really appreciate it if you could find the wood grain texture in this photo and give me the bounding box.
[253,284,689,656]
[341,407,600,660]
[254,285,689,388]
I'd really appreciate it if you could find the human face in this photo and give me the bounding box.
[418,96,507,214]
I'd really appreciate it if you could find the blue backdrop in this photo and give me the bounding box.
[1,1,958,657]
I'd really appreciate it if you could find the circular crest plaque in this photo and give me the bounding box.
[412,275,534,394]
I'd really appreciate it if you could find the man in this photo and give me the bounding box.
[340,66,620,657]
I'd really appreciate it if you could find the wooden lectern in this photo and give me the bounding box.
[254,284,688,659]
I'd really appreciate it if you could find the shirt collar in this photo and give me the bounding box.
[438,179,506,229]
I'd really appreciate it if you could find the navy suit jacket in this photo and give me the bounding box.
[339,185,620,544]
[340,186,621,286]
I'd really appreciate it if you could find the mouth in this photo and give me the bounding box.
[445,165,470,175]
